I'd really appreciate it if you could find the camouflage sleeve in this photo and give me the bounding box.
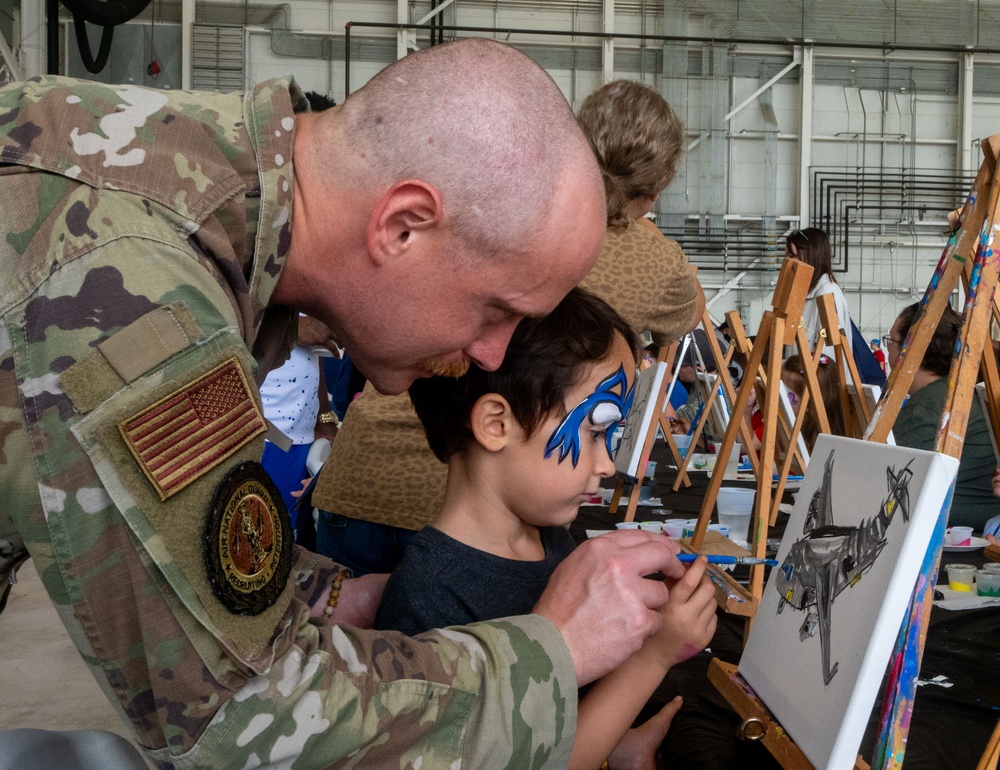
[0,235,578,768]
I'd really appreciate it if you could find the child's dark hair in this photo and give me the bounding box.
[895,302,963,378]
[409,288,639,462]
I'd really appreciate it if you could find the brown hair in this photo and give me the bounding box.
[786,227,834,290]
[781,354,847,450]
[577,80,685,227]
[895,302,963,378]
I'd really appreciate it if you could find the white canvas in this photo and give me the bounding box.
[614,361,667,478]
[778,379,811,467]
[739,435,958,770]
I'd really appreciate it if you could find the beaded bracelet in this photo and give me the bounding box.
[322,569,350,619]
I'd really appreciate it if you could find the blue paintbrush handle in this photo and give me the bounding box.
[677,553,778,567]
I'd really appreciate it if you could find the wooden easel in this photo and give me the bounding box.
[723,308,823,528]
[686,258,814,623]
[673,311,759,492]
[711,133,1000,770]
[608,340,683,522]
[815,293,873,439]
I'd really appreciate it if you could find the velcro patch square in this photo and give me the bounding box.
[119,357,267,500]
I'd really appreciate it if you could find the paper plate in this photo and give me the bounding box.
[942,536,989,552]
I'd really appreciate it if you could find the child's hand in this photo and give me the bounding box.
[652,556,717,667]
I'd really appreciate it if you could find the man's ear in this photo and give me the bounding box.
[366,180,444,265]
[469,393,516,452]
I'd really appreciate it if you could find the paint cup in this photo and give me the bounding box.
[673,434,692,458]
[662,520,686,539]
[681,518,701,538]
[975,569,1000,597]
[980,563,1000,575]
[716,487,755,543]
[615,521,641,530]
[725,442,743,478]
[638,485,653,503]
[644,460,657,480]
[944,563,976,592]
[639,521,662,534]
[708,523,732,539]
[948,526,974,547]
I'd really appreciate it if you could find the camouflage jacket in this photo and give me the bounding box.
[0,76,576,769]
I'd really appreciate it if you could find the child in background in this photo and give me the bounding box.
[780,354,847,450]
[743,354,846,455]
[376,288,717,770]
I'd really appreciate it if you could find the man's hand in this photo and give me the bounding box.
[532,530,683,686]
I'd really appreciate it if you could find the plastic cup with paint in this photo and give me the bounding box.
[725,442,743,478]
[708,523,732,539]
[644,460,657,481]
[981,563,1000,575]
[948,526,974,547]
[681,519,701,538]
[639,521,662,534]
[638,485,653,503]
[944,563,977,592]
[673,434,692,458]
[615,521,641,530]
[975,569,1000,597]
[716,487,755,543]
[662,520,686,539]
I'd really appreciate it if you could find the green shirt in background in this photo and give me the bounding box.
[892,378,1000,530]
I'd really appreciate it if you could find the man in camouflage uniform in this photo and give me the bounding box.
[0,38,683,769]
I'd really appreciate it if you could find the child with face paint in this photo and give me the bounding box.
[376,288,718,770]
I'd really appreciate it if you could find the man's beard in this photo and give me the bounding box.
[416,356,471,378]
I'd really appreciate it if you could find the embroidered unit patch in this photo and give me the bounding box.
[119,357,267,500]
[205,461,292,615]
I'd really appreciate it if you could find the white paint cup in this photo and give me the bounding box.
[639,521,663,534]
[673,434,692,458]
[662,520,686,539]
[615,521,641,530]
[948,526,974,547]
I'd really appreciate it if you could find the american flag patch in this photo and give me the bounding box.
[119,357,267,500]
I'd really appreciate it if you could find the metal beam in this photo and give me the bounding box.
[688,52,801,152]
[0,29,23,81]
[797,45,814,226]
[181,0,194,89]
[959,52,975,176]
[416,0,456,27]
[602,0,614,83]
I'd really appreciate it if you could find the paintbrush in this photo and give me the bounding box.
[677,553,778,567]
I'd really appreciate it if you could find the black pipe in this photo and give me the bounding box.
[47,0,60,74]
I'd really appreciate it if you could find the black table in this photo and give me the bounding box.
[571,445,1000,770]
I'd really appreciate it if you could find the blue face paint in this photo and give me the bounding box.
[544,365,635,468]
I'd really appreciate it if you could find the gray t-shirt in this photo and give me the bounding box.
[375,524,576,636]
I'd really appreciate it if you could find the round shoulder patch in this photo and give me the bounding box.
[205,461,292,615]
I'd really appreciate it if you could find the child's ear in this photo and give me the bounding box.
[470,393,515,452]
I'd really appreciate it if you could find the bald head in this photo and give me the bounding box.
[284,39,606,394]
[324,38,599,257]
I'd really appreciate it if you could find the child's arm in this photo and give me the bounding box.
[567,556,717,770]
